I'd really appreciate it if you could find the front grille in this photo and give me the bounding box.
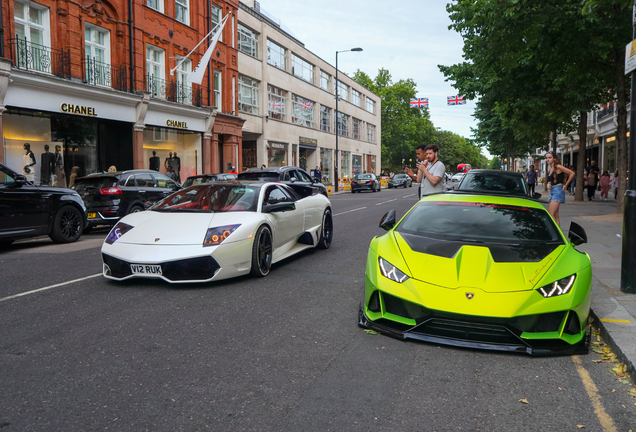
[414,318,520,345]
[102,253,220,281]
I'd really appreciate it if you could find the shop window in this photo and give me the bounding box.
[13,0,51,73]
[291,53,314,84]
[341,150,351,178]
[175,0,189,25]
[143,127,202,184]
[146,45,165,98]
[239,74,260,115]
[267,39,286,70]
[292,95,314,128]
[268,84,286,121]
[320,148,332,184]
[320,106,331,133]
[84,24,110,87]
[268,142,286,167]
[352,154,362,176]
[238,22,259,58]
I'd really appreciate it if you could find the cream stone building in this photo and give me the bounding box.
[237,0,381,185]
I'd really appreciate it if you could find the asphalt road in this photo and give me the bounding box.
[1,187,634,431]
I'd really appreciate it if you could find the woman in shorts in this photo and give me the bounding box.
[545,151,574,227]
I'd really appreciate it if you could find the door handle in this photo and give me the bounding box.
[139,190,146,194]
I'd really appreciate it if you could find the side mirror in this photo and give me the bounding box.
[568,221,587,246]
[532,192,542,199]
[13,174,27,187]
[263,202,296,213]
[379,209,397,231]
[312,176,320,183]
[290,177,296,183]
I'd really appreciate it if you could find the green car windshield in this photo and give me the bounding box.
[396,201,563,245]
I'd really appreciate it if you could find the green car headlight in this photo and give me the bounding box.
[378,257,410,283]
[537,275,576,298]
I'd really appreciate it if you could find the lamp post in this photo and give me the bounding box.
[335,47,362,186]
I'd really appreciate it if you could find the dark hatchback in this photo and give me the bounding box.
[387,173,412,189]
[351,173,381,193]
[237,166,328,197]
[73,169,181,231]
[182,173,238,188]
[0,162,86,246]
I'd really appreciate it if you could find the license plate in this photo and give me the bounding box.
[87,212,97,219]
[130,264,162,275]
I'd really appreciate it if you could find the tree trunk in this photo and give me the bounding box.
[575,111,587,202]
[551,127,558,154]
[615,47,628,214]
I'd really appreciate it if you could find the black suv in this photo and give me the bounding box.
[237,166,328,197]
[182,173,238,188]
[73,169,181,232]
[0,162,86,246]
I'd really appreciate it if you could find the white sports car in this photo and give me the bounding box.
[101,181,333,283]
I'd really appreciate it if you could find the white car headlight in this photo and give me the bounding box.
[537,275,576,298]
[378,257,409,283]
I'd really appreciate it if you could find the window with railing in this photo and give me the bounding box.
[352,118,361,139]
[267,39,286,70]
[214,70,222,110]
[13,0,57,74]
[367,124,376,143]
[175,0,189,24]
[176,57,192,104]
[84,24,110,86]
[238,23,259,58]
[147,0,163,13]
[268,84,286,120]
[239,74,260,114]
[292,94,314,128]
[337,112,349,136]
[146,45,165,98]
[320,70,331,92]
[351,89,361,107]
[320,106,331,133]
[291,54,314,84]
[366,97,375,114]
[336,80,348,102]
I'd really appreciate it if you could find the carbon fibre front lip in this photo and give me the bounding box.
[358,306,589,357]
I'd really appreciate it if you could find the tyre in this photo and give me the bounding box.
[404,183,408,188]
[49,205,83,243]
[316,208,333,249]
[128,205,144,214]
[250,225,273,277]
[409,183,413,187]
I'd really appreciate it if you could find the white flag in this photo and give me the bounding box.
[187,14,229,85]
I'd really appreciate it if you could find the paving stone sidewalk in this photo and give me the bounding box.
[542,186,636,375]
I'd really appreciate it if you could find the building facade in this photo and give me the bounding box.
[237,0,381,185]
[0,0,243,186]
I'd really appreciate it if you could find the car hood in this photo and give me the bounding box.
[114,211,259,245]
[393,232,566,293]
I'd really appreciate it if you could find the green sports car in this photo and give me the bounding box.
[359,192,591,356]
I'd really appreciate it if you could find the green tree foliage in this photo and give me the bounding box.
[352,69,487,172]
[489,157,502,170]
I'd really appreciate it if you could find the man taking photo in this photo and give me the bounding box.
[404,144,445,198]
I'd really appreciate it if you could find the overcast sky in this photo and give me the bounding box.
[258,0,483,151]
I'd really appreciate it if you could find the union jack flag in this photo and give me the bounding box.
[447,95,466,105]
[268,100,284,111]
[299,100,314,110]
[410,97,429,108]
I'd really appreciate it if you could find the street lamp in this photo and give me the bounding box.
[335,47,362,185]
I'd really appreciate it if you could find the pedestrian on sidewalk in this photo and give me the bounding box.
[586,160,600,199]
[405,144,445,199]
[546,151,574,226]
[600,170,611,201]
[568,165,577,195]
[614,169,619,200]
[586,168,597,201]
[525,165,537,196]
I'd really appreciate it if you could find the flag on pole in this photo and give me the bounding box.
[186,14,230,85]
[410,97,429,108]
[447,95,466,105]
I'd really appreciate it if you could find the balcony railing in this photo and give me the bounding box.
[597,104,615,120]
[83,56,128,92]
[146,74,203,107]
[10,38,70,79]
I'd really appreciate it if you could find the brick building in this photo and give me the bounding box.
[0,0,244,185]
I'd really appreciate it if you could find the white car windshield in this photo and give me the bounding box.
[152,185,259,212]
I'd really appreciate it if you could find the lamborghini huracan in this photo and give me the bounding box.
[359,192,591,356]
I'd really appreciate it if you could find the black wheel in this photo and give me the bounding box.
[409,183,413,187]
[49,206,83,243]
[128,205,144,214]
[404,183,408,188]
[250,225,273,277]
[316,208,333,249]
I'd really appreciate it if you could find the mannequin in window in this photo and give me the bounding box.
[23,143,36,183]
[53,145,67,187]
[149,150,160,171]
[40,144,55,185]
[172,151,181,182]
[164,152,173,172]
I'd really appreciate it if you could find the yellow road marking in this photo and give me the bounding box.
[600,318,632,323]
[572,355,617,432]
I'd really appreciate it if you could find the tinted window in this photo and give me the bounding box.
[283,171,291,181]
[152,185,259,212]
[396,201,563,244]
[73,176,118,192]
[295,169,312,182]
[0,166,15,185]
[153,173,178,189]
[393,174,407,180]
[237,172,280,181]
[264,186,295,205]
[135,174,156,187]
[355,174,374,180]
[459,173,526,195]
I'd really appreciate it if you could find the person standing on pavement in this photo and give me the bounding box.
[404,144,445,198]
[525,165,537,196]
[546,151,574,227]
[614,169,619,200]
[229,166,238,175]
[600,170,611,201]
[586,160,600,199]
[314,166,322,183]
[568,165,577,195]
[586,168,597,201]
